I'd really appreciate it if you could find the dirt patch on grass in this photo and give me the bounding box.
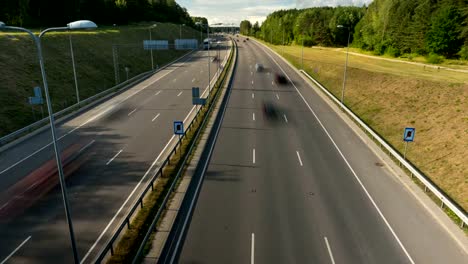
[271,43,468,211]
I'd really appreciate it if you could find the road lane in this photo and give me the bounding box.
[0,39,231,263]
[177,36,467,263]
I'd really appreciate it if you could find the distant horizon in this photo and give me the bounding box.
[177,0,372,25]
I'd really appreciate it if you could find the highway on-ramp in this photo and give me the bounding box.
[177,37,468,263]
[0,39,230,263]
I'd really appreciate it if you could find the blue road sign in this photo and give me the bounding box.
[174,121,184,135]
[403,127,415,142]
[192,87,200,98]
[33,86,42,98]
[28,96,43,105]
[192,97,206,105]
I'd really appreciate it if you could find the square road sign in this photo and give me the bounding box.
[174,121,184,135]
[403,127,415,142]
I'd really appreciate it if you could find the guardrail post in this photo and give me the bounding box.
[440,200,444,209]
[110,243,114,256]
[126,217,131,229]
[140,198,144,209]
[462,221,465,228]
[424,186,428,192]
[151,181,154,191]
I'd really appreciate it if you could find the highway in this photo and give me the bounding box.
[177,37,468,263]
[0,39,230,263]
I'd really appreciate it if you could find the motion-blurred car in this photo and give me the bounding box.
[274,73,288,85]
[262,101,280,120]
[246,37,249,40]
[243,39,246,42]
[0,142,89,223]
[255,63,264,72]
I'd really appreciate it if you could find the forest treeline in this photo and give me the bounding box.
[240,0,468,60]
[0,0,196,28]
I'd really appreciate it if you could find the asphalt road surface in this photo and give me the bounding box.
[178,37,468,263]
[0,38,230,263]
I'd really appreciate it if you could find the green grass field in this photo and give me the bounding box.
[0,23,206,137]
[266,41,468,212]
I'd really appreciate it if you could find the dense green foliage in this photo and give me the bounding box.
[250,0,468,59]
[258,7,363,47]
[0,0,195,27]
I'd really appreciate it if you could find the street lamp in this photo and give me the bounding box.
[149,24,157,70]
[297,24,304,69]
[337,24,351,104]
[179,23,185,40]
[0,20,97,264]
[68,34,80,104]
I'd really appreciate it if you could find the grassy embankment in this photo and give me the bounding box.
[0,23,206,138]
[267,42,467,213]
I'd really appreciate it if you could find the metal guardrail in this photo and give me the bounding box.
[92,40,235,263]
[300,69,468,228]
[0,49,196,147]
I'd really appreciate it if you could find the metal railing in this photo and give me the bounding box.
[92,39,235,263]
[300,69,468,228]
[0,49,196,148]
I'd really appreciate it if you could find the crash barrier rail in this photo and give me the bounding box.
[156,37,239,264]
[93,39,235,263]
[0,49,196,148]
[300,69,468,228]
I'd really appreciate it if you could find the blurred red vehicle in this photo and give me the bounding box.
[0,142,88,223]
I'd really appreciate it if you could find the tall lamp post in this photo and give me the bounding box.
[337,25,351,104]
[0,20,97,264]
[68,34,80,104]
[148,24,157,70]
[179,23,185,40]
[296,23,304,69]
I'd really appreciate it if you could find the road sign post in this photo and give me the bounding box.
[174,121,184,157]
[29,86,44,120]
[402,127,415,163]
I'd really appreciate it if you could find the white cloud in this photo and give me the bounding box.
[177,0,372,25]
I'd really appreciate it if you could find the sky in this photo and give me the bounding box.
[177,0,373,26]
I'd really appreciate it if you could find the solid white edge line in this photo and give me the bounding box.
[81,135,176,263]
[251,233,255,264]
[283,114,288,123]
[81,45,231,263]
[0,51,197,176]
[128,108,137,116]
[257,40,416,264]
[296,151,303,166]
[152,113,161,122]
[0,236,31,264]
[324,237,336,264]
[253,148,256,164]
[106,149,123,165]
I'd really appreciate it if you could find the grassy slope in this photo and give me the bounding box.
[268,42,467,211]
[0,23,206,137]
